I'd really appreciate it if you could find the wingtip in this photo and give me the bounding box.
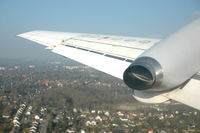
[17,32,31,38]
[17,31,41,38]
[17,33,23,37]
[17,32,27,38]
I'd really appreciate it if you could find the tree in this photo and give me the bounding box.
[65,96,73,109]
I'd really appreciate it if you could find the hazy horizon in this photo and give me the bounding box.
[1,0,200,61]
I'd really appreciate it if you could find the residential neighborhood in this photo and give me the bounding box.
[0,60,200,132]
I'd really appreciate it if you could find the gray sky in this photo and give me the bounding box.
[0,0,200,61]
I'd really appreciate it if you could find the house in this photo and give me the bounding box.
[95,115,102,122]
[80,130,86,133]
[2,115,10,119]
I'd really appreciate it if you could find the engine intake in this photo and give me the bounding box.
[123,57,163,91]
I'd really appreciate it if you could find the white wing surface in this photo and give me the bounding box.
[18,31,159,79]
[164,75,200,110]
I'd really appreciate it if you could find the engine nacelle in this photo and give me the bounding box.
[124,56,163,91]
[123,18,200,92]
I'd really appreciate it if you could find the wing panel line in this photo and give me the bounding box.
[66,38,147,50]
[63,45,134,63]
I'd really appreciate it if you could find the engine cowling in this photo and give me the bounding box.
[123,18,200,92]
[124,56,163,91]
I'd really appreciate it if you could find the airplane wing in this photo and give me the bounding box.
[18,19,200,111]
[17,31,159,79]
